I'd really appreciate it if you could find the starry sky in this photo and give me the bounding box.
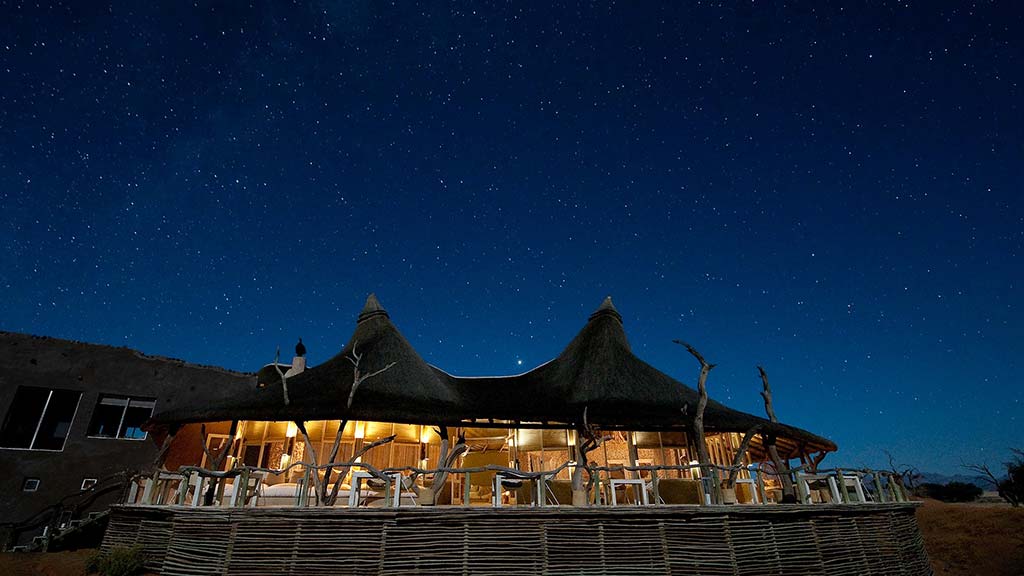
[1,2,1021,474]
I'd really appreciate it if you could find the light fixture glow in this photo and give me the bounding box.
[285,422,298,438]
[354,422,365,439]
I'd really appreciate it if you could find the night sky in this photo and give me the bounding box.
[2,2,1021,474]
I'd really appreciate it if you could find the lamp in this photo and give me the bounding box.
[354,421,365,439]
[286,422,298,438]
[280,453,291,468]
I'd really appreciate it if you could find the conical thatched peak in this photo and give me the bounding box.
[588,295,622,323]
[357,293,389,323]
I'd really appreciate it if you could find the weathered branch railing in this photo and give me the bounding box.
[129,458,908,509]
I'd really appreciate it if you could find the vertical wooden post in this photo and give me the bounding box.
[152,424,180,468]
[464,472,472,506]
[235,468,250,507]
[177,470,191,506]
[298,468,309,507]
[837,469,851,503]
[795,473,808,504]
[140,470,158,505]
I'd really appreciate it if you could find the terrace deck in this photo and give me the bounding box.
[103,502,932,575]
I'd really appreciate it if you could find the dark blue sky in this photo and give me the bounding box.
[2,2,1021,473]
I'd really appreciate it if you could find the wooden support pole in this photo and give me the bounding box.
[176,470,191,506]
[837,469,852,503]
[235,468,250,507]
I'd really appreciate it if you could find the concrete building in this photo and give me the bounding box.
[0,331,252,548]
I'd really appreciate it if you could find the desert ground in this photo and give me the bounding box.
[917,498,1024,576]
[1,499,1020,575]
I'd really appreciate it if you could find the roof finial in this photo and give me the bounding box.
[357,293,390,323]
[589,296,623,323]
[295,337,306,357]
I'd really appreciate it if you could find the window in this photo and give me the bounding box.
[22,478,41,492]
[87,395,155,440]
[81,478,98,491]
[0,387,82,451]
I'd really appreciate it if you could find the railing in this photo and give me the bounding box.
[126,460,910,509]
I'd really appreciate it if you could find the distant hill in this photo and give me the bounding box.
[915,472,994,489]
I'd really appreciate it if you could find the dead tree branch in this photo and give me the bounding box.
[424,427,467,504]
[726,424,763,487]
[203,420,238,505]
[273,346,290,406]
[757,365,796,500]
[345,340,396,409]
[884,450,920,490]
[318,418,349,502]
[572,406,612,500]
[317,341,397,504]
[673,340,715,472]
[295,421,324,505]
[324,434,397,506]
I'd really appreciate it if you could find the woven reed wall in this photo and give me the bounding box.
[102,504,931,576]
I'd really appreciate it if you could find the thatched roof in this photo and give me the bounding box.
[152,295,836,454]
[154,294,460,425]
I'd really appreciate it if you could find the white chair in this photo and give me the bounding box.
[229,471,266,507]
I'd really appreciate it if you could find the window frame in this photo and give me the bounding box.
[0,387,83,452]
[86,395,156,441]
[22,478,41,492]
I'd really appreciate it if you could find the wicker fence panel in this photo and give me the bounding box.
[100,504,932,576]
[462,514,545,575]
[162,513,232,576]
[380,513,466,573]
[767,516,826,574]
[601,519,669,575]
[663,516,737,575]
[891,509,933,575]
[101,511,173,572]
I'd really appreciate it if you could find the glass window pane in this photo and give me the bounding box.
[0,387,51,448]
[32,390,81,450]
[88,397,126,438]
[118,399,154,439]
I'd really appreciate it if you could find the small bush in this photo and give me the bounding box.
[997,451,1023,506]
[86,545,147,576]
[918,482,982,503]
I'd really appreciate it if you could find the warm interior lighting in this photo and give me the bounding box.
[280,453,291,468]
[354,421,366,439]
[420,427,432,444]
[285,422,298,438]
